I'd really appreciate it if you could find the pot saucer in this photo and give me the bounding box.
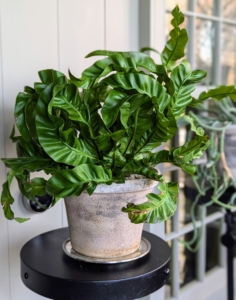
[62,237,151,264]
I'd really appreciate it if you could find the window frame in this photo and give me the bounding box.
[138,1,236,299]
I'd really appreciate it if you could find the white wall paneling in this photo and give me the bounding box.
[105,0,139,51]
[57,0,105,77]
[0,0,141,299]
[57,0,106,228]
[0,0,61,299]
[0,2,10,299]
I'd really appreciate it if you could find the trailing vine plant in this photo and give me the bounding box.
[180,97,236,252]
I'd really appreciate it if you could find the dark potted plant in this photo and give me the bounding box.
[182,96,236,252]
[1,6,235,259]
[188,97,236,201]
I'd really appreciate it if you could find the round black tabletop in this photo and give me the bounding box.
[20,228,171,300]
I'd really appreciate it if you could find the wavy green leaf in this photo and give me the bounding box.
[199,85,236,102]
[80,88,111,146]
[46,164,112,200]
[152,151,198,174]
[83,57,113,76]
[31,178,47,196]
[36,84,98,166]
[25,96,38,142]
[122,159,163,181]
[1,182,14,220]
[86,50,158,73]
[9,125,46,158]
[101,73,170,112]
[119,94,153,132]
[161,6,188,71]
[134,128,162,153]
[135,107,177,154]
[170,61,207,117]
[145,135,210,174]
[183,115,205,136]
[101,90,127,128]
[120,102,131,129]
[24,86,35,94]
[86,50,171,84]
[122,182,178,223]
[140,47,160,55]
[68,70,92,89]
[1,170,30,222]
[103,129,126,142]
[50,84,88,123]
[93,86,111,103]
[14,92,34,142]
[104,149,126,168]
[171,136,210,163]
[37,114,97,166]
[38,69,67,85]
[2,157,59,172]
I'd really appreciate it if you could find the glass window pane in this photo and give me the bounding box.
[180,188,191,225]
[196,0,218,16]
[165,212,172,234]
[221,24,236,85]
[179,236,197,287]
[179,172,194,227]
[206,220,221,271]
[181,177,201,228]
[195,19,216,85]
[207,204,220,215]
[222,0,236,19]
[166,0,190,11]
[164,239,197,291]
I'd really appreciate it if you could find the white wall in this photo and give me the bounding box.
[0,1,139,299]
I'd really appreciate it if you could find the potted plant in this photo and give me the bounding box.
[1,6,236,259]
[181,96,236,252]
[188,97,236,198]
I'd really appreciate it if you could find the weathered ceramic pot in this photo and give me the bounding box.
[64,178,156,258]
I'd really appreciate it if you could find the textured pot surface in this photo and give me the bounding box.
[64,179,156,258]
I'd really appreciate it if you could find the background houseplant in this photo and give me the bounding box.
[188,97,236,205]
[1,5,236,233]
[181,97,236,252]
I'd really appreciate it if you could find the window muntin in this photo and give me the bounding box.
[163,1,236,298]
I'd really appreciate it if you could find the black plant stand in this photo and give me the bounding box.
[184,184,236,300]
[221,208,236,300]
[20,228,171,300]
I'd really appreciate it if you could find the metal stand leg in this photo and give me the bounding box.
[221,209,235,300]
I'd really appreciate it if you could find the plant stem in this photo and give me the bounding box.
[122,108,140,156]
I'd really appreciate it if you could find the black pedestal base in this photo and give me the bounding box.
[20,228,171,300]
[184,183,236,300]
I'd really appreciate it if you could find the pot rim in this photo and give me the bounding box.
[87,178,157,194]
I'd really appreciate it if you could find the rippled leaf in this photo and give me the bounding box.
[170,61,206,117]
[46,164,112,200]
[161,6,188,71]
[122,182,178,223]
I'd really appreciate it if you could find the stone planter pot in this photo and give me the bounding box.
[64,178,156,258]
